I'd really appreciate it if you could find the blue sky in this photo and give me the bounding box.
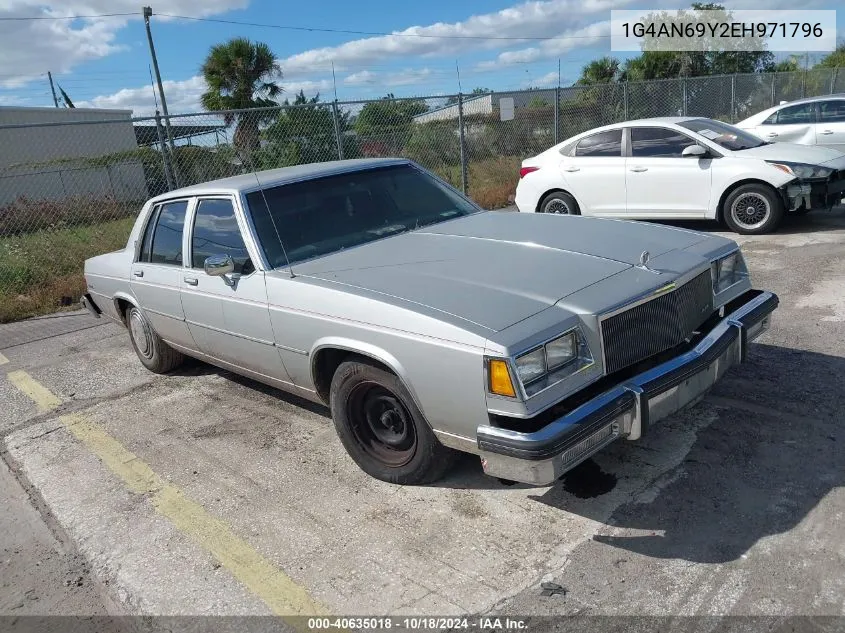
[0,0,841,116]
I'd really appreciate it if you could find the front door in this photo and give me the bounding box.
[179,196,291,384]
[625,126,712,218]
[129,199,196,350]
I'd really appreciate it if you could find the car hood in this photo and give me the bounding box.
[293,212,713,332]
[733,142,845,167]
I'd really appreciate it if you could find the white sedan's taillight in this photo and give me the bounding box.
[519,166,539,179]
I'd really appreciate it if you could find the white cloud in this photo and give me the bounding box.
[278,0,626,76]
[77,76,333,116]
[344,68,433,87]
[0,1,248,87]
[528,71,559,87]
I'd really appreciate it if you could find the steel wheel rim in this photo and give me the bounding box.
[129,310,154,360]
[544,198,570,214]
[731,193,770,230]
[346,382,416,467]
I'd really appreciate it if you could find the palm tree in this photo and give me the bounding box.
[576,57,621,85]
[201,38,282,152]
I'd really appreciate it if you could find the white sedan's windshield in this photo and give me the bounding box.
[245,164,480,268]
[679,118,767,152]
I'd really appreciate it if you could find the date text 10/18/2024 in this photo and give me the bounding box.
[307,617,529,630]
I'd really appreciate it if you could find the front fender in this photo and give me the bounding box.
[310,337,424,414]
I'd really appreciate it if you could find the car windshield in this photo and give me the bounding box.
[244,164,480,268]
[678,118,767,151]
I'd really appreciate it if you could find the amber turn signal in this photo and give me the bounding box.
[488,359,516,398]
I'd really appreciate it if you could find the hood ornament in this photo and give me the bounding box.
[637,250,661,274]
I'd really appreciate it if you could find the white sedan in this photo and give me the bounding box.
[514,117,845,234]
[736,94,845,153]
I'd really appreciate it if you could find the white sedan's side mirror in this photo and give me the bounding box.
[682,144,708,158]
[204,254,235,277]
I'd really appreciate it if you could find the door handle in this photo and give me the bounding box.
[563,166,580,172]
[820,129,834,135]
[133,270,143,278]
[629,166,648,172]
[184,277,198,286]
[766,132,779,137]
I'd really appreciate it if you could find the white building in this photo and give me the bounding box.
[412,90,557,124]
[0,106,147,206]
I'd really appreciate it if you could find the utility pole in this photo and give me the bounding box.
[47,71,59,108]
[143,6,179,186]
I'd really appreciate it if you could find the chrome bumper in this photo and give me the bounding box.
[80,293,101,318]
[477,290,778,486]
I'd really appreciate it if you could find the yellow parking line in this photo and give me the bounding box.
[7,370,61,412]
[8,371,326,621]
[0,352,8,366]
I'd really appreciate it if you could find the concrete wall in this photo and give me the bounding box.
[0,107,148,206]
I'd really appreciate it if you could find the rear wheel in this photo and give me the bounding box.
[722,184,784,234]
[538,191,580,215]
[126,306,184,373]
[329,359,457,484]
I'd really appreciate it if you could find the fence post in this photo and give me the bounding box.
[801,69,807,98]
[331,100,344,160]
[553,86,560,145]
[623,82,629,120]
[681,78,688,116]
[771,73,776,106]
[155,111,175,191]
[730,75,736,123]
[457,92,468,196]
[831,68,838,94]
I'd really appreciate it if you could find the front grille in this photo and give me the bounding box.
[601,270,714,374]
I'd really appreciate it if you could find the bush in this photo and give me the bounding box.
[404,123,461,170]
[0,195,140,238]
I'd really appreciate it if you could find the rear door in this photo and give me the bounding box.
[129,199,196,350]
[179,196,291,383]
[815,99,845,152]
[558,129,626,216]
[625,126,712,218]
[756,102,817,145]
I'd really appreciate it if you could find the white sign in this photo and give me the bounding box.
[499,97,514,122]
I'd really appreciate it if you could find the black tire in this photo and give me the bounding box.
[722,183,784,235]
[126,306,184,373]
[329,359,458,484]
[538,190,580,215]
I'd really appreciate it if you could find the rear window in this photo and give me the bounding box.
[574,130,622,157]
[245,164,479,268]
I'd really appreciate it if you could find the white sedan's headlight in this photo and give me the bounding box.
[513,330,592,397]
[711,250,749,294]
[767,161,834,179]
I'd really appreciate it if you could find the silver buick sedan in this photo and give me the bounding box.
[82,158,778,486]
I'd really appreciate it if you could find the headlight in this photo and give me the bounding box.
[767,161,833,179]
[510,329,593,398]
[711,250,749,294]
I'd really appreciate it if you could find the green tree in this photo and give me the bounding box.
[816,44,845,69]
[576,57,622,85]
[353,94,428,154]
[200,38,282,151]
[256,91,358,168]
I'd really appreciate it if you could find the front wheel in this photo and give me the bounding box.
[329,360,458,484]
[722,184,784,234]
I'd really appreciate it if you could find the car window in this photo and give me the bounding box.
[574,130,622,157]
[146,200,188,266]
[678,118,765,151]
[767,103,815,125]
[819,100,845,123]
[191,199,253,274]
[138,206,159,262]
[245,164,479,268]
[630,127,697,157]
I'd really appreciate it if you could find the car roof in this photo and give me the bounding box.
[149,157,410,203]
[557,117,701,145]
[772,93,845,107]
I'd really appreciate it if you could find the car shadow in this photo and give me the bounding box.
[654,204,845,236]
[524,342,844,564]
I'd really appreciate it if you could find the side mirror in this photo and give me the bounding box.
[682,144,708,158]
[204,254,234,277]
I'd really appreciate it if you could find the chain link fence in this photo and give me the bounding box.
[1,67,843,321]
